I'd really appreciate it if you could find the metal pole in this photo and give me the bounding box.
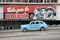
[43,0,44,3]
[28,0,29,3]
[5,0,6,3]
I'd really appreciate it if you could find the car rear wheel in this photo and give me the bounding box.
[40,27,45,31]
[23,28,27,32]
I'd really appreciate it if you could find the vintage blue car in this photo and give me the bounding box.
[21,21,48,32]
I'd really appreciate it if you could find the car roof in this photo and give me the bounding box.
[31,21,43,22]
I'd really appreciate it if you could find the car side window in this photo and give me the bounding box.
[36,22,39,24]
[40,22,43,24]
[31,22,35,24]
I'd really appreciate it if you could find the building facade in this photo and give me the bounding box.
[0,0,60,30]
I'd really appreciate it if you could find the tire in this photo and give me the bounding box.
[23,28,27,32]
[40,27,45,31]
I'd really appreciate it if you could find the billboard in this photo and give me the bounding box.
[4,5,56,20]
[33,6,56,20]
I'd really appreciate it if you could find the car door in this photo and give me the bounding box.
[35,22,40,30]
[30,22,37,30]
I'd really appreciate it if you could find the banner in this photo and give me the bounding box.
[4,5,56,13]
[4,5,56,20]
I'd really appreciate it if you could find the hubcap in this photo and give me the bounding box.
[24,29,26,32]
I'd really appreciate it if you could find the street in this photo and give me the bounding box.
[0,30,60,40]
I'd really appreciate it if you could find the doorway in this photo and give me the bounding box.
[6,26,13,30]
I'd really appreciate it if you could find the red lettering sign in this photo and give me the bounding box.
[5,12,29,19]
[4,5,56,13]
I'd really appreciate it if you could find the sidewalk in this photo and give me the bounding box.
[48,27,60,30]
[0,27,60,33]
[0,29,21,33]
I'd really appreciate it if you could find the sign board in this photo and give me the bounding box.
[4,5,56,20]
[5,12,29,19]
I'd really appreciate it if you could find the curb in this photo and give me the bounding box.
[0,29,21,33]
[48,28,60,30]
[48,27,60,30]
[0,28,60,33]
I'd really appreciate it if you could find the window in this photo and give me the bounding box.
[51,0,58,3]
[44,0,51,3]
[29,0,34,2]
[38,0,43,3]
[3,0,5,2]
[2,0,13,2]
[40,22,43,24]
[36,22,39,24]
[24,0,28,2]
[44,0,58,3]
[14,0,28,2]
[31,22,35,24]
[44,0,47,3]
[29,0,43,3]
[47,0,51,3]
[6,0,13,2]
[14,0,20,2]
[21,0,26,2]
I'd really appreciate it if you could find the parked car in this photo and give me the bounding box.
[21,21,48,32]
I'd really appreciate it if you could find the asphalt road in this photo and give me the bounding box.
[0,30,60,40]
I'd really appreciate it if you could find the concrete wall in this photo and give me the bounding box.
[0,7,3,20]
[56,5,60,20]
